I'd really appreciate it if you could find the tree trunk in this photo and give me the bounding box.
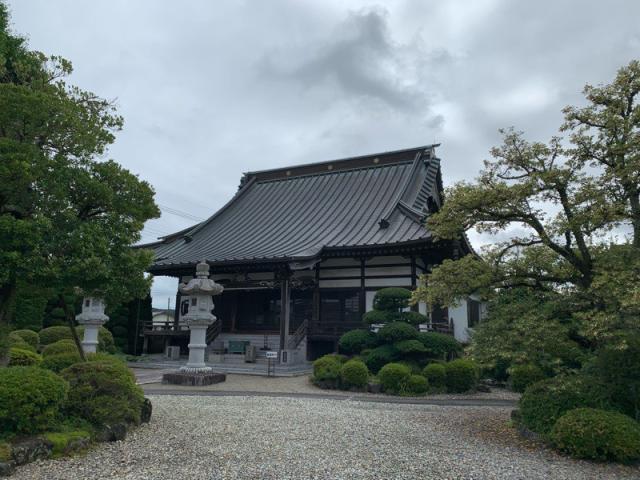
[59,294,87,362]
[0,283,17,367]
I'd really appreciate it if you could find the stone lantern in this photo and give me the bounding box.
[178,260,223,373]
[76,297,109,354]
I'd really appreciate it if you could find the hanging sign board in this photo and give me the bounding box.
[265,351,278,360]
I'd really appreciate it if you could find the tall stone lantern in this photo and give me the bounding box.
[178,260,223,373]
[76,297,109,353]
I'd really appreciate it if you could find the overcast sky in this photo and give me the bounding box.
[7,0,639,307]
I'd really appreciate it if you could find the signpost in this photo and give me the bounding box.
[265,350,278,377]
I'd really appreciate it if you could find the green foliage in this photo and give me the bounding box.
[378,322,418,344]
[551,408,640,463]
[44,430,91,457]
[362,309,390,325]
[417,332,462,359]
[519,375,612,435]
[397,360,423,374]
[61,361,144,426]
[373,288,412,312]
[8,347,42,366]
[42,352,83,373]
[364,344,399,373]
[12,282,48,330]
[401,311,429,326]
[378,362,411,394]
[401,374,429,396]
[39,326,73,346]
[0,366,69,434]
[444,359,478,393]
[312,354,343,383]
[10,329,39,349]
[0,442,10,462]
[423,363,447,390]
[508,364,546,393]
[42,339,77,357]
[338,329,377,355]
[340,359,369,389]
[394,339,427,355]
[8,331,36,352]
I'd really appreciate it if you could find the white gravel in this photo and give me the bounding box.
[13,395,640,480]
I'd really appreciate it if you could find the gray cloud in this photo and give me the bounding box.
[6,0,640,306]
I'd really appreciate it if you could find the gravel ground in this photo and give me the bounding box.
[13,395,639,480]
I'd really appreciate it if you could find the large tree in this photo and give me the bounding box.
[413,60,640,345]
[0,3,159,361]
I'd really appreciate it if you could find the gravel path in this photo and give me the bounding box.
[13,396,639,480]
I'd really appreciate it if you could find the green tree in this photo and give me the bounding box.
[0,3,159,362]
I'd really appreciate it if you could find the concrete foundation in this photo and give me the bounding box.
[162,371,227,386]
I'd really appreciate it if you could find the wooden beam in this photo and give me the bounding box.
[279,277,291,351]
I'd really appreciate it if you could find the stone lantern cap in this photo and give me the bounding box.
[76,297,109,325]
[179,260,224,296]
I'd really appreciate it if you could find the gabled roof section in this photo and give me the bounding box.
[144,145,446,272]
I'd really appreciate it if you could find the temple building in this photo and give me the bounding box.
[141,145,481,362]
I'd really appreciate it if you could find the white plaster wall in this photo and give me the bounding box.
[319,268,360,278]
[365,265,411,276]
[319,279,360,288]
[320,258,360,268]
[449,299,470,343]
[364,278,412,287]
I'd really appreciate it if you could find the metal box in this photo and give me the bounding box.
[244,345,257,363]
[165,345,180,360]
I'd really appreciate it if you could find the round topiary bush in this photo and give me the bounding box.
[8,347,43,366]
[365,344,399,373]
[340,359,369,389]
[444,359,478,393]
[10,329,39,349]
[423,363,447,390]
[313,354,343,385]
[378,362,412,394]
[401,311,429,326]
[373,288,412,311]
[77,326,116,353]
[0,366,69,434]
[551,408,640,462]
[508,364,546,393]
[519,374,611,435]
[417,332,462,359]
[8,332,36,352]
[61,361,144,426]
[42,339,78,357]
[394,339,427,355]
[362,310,391,325]
[378,322,418,344]
[42,352,84,373]
[338,329,377,355]
[39,326,73,346]
[402,374,429,395]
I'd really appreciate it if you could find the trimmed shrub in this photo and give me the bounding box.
[313,354,343,383]
[8,332,36,353]
[379,362,411,393]
[340,359,369,389]
[423,363,447,390]
[9,347,43,366]
[508,364,545,393]
[42,339,78,357]
[44,430,91,457]
[378,322,418,344]
[39,326,73,346]
[78,326,116,353]
[61,361,144,426]
[338,329,377,355]
[519,374,611,435]
[365,344,399,373]
[0,366,69,434]
[551,408,640,462]
[43,352,84,373]
[394,339,427,355]
[363,310,391,325]
[417,332,462,359]
[401,311,429,326]
[401,374,429,395]
[10,329,39,349]
[398,360,423,374]
[445,359,478,393]
[373,288,412,311]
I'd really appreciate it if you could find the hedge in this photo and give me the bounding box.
[365,345,399,373]
[338,329,377,355]
[394,339,427,355]
[8,332,36,352]
[444,359,477,393]
[423,363,447,390]
[508,364,545,393]
[340,359,369,389]
[10,329,39,349]
[551,408,640,462]
[378,363,411,393]
[378,322,418,344]
[402,374,429,395]
[39,326,73,346]
[373,288,411,311]
[0,366,69,434]
[417,332,462,359]
[42,352,84,373]
[313,354,343,383]
[42,339,78,357]
[8,347,43,367]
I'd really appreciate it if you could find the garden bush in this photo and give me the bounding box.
[373,287,411,311]
[508,364,545,393]
[8,347,43,366]
[313,354,343,384]
[402,311,429,326]
[61,361,144,426]
[444,359,477,393]
[378,322,418,344]
[397,360,423,374]
[365,344,399,373]
[39,326,73,346]
[362,309,391,325]
[401,374,429,395]
[338,329,377,355]
[10,329,39,349]
[394,339,427,355]
[423,363,447,390]
[417,332,462,359]
[551,408,640,462]
[340,359,369,389]
[42,352,83,373]
[42,339,78,357]
[0,366,69,434]
[8,332,36,352]
[519,374,611,435]
[378,362,411,393]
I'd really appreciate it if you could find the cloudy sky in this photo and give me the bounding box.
[7,0,639,306]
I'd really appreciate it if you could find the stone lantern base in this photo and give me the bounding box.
[161,370,226,386]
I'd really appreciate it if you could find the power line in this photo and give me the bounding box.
[158,204,206,222]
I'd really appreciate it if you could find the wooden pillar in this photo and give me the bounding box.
[410,256,418,312]
[173,292,181,329]
[279,277,291,351]
[359,257,366,316]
